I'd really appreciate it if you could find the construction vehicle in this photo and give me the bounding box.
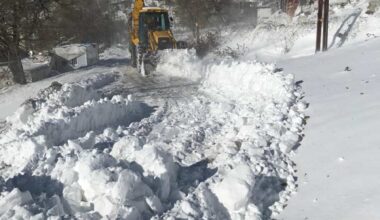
[128,0,184,75]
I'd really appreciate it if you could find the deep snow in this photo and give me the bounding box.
[278,37,380,220]
[0,46,305,219]
[0,0,379,219]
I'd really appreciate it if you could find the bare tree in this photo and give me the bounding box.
[175,0,212,41]
[0,0,60,84]
[174,0,234,41]
[40,0,127,49]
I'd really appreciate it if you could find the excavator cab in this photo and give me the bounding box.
[138,11,172,49]
[141,12,170,31]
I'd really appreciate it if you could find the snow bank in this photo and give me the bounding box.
[0,74,147,180]
[204,61,295,106]
[155,49,296,107]
[153,48,305,219]
[0,73,169,219]
[0,73,185,219]
[3,74,121,144]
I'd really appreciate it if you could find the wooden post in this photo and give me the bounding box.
[322,0,329,51]
[316,0,323,52]
[195,22,200,44]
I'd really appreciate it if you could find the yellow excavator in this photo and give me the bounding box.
[128,0,185,75]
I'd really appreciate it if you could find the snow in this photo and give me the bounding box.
[0,189,33,216]
[0,46,305,219]
[219,1,380,61]
[52,44,89,61]
[100,46,131,60]
[203,61,294,106]
[210,164,255,217]
[156,49,202,81]
[278,37,380,220]
[0,66,120,120]
[152,49,304,219]
[0,0,379,219]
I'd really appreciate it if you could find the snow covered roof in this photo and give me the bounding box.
[52,44,93,61]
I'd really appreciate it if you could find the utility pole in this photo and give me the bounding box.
[316,0,323,52]
[316,0,329,52]
[322,0,329,51]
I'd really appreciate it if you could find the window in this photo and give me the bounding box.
[143,12,170,31]
[71,58,77,66]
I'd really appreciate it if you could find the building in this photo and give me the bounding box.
[50,44,99,73]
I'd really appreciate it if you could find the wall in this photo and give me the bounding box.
[75,54,88,69]
[86,45,99,66]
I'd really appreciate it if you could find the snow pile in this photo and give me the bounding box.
[0,70,227,219]
[204,61,303,218]
[111,142,178,202]
[155,49,202,81]
[204,61,294,106]
[3,74,120,146]
[151,48,305,219]
[152,1,378,218]
[210,164,256,217]
[0,74,169,219]
[0,48,305,220]
[0,51,306,220]
[52,147,162,219]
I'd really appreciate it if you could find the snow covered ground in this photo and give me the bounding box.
[278,36,380,220]
[276,2,380,219]
[0,46,305,219]
[0,0,379,219]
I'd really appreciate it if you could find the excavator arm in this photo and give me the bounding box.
[131,0,144,45]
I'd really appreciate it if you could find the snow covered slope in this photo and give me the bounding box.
[220,0,380,61]
[278,37,380,220]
